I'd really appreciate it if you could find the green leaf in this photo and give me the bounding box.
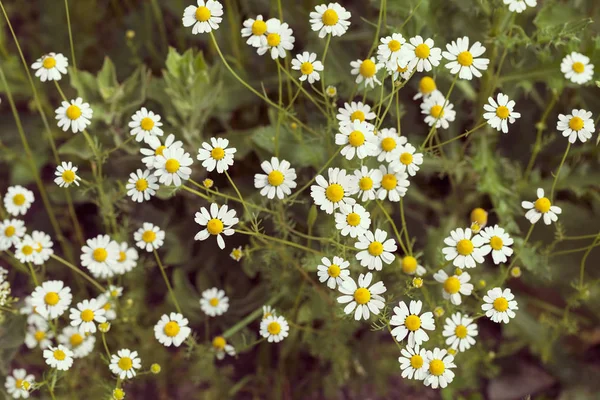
[58,133,94,160]
[251,125,326,168]
[96,57,118,101]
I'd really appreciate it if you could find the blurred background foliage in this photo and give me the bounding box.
[1,0,600,399]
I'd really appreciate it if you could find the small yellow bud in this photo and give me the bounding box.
[290,122,298,130]
[151,363,161,374]
[325,85,337,98]
[113,388,125,400]
[488,351,496,360]
[203,178,214,189]
[454,267,463,276]
[126,298,133,307]
[412,277,423,288]
[21,381,31,391]
[478,279,486,288]
[433,306,445,318]
[125,30,135,40]
[447,348,457,355]
[510,266,522,278]
[99,322,111,333]
[470,208,488,227]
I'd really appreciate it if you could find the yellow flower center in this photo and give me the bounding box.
[348,130,365,147]
[381,137,396,152]
[118,357,133,370]
[415,43,430,59]
[165,159,180,173]
[496,106,509,119]
[493,297,509,312]
[490,236,504,250]
[212,336,226,350]
[13,194,26,206]
[268,170,284,186]
[209,297,219,307]
[534,197,551,213]
[405,315,421,331]
[429,359,445,376]
[142,230,156,243]
[155,145,166,156]
[327,264,341,278]
[66,105,82,120]
[118,251,127,262]
[569,116,584,131]
[267,33,281,47]
[349,110,365,122]
[572,61,585,73]
[211,147,225,160]
[397,65,408,73]
[267,321,281,334]
[44,292,60,306]
[195,6,211,22]
[455,324,468,339]
[251,20,267,36]
[203,179,214,188]
[140,117,155,131]
[207,218,224,235]
[410,354,423,369]
[135,178,148,191]
[164,321,180,337]
[368,241,383,256]
[400,152,413,165]
[53,349,66,361]
[359,59,376,78]
[381,173,397,191]
[61,170,76,183]
[470,208,487,225]
[430,105,444,118]
[15,379,23,390]
[34,330,46,341]
[70,333,84,347]
[231,249,242,259]
[325,184,344,203]
[388,39,402,52]
[457,51,473,66]
[443,276,461,294]
[353,287,371,304]
[22,245,34,255]
[456,239,474,256]
[43,57,57,69]
[103,302,112,311]
[322,9,339,26]
[346,212,361,227]
[93,248,108,262]
[300,62,314,75]
[81,309,95,322]
[402,256,418,274]
[419,77,436,94]
[358,177,373,191]
[4,225,15,237]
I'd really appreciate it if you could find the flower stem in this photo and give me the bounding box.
[550,142,571,200]
[153,249,182,314]
[27,262,39,286]
[420,73,459,150]
[50,254,106,292]
[507,224,535,270]
[424,121,487,151]
[377,200,409,255]
[578,231,600,289]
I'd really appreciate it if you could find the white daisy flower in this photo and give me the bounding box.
[128,107,163,143]
[140,134,183,170]
[310,167,357,214]
[54,161,81,188]
[200,287,229,316]
[350,57,383,88]
[194,203,238,250]
[24,321,53,349]
[96,294,117,321]
[334,204,371,238]
[31,52,68,82]
[433,270,474,305]
[230,246,243,262]
[14,235,42,265]
[337,272,386,321]
[398,344,428,380]
[521,188,562,225]
[154,147,193,187]
[154,313,192,347]
[421,91,456,129]
[355,228,397,271]
[257,18,295,59]
[80,235,120,279]
[43,344,74,371]
[399,35,442,73]
[483,93,521,133]
[212,336,236,359]
[442,36,489,80]
[55,97,93,133]
[113,242,138,274]
[413,76,441,100]
[376,127,406,162]
[260,315,290,342]
[316,256,351,289]
[262,305,276,319]
[109,349,142,379]
[241,15,268,48]
[0,218,26,250]
[254,157,297,199]
[126,169,159,203]
[400,256,426,276]
[442,312,478,352]
[353,166,382,202]
[4,186,34,216]
[390,300,435,347]
[291,52,324,84]
[556,109,595,143]
[377,33,406,64]
[390,143,423,176]
[182,0,223,34]
[57,326,95,359]
[30,230,53,265]
[376,164,410,202]
[336,101,377,128]
[388,61,414,81]
[69,298,107,334]
[335,119,378,160]
[309,2,351,38]
[423,348,456,389]
[478,225,514,265]
[482,287,518,323]
[325,85,337,97]
[19,295,46,326]
[197,137,237,173]
[561,52,594,85]
[134,222,165,252]
[503,0,537,13]
[4,368,35,399]
[441,228,485,269]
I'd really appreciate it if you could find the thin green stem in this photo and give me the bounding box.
[508,224,535,270]
[27,262,39,286]
[236,229,323,255]
[153,250,182,314]
[578,232,600,289]
[50,254,106,292]
[64,0,77,72]
[376,200,408,255]
[101,332,111,359]
[400,198,411,255]
[523,93,558,181]
[222,293,284,339]
[286,148,341,202]
[550,142,571,200]
[424,122,487,151]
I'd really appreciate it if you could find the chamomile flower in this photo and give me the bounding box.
[4,186,34,216]
[154,313,192,347]
[182,0,223,34]
[212,336,236,359]
[325,85,337,97]
[31,230,54,265]
[423,348,456,389]
[398,344,428,380]
[442,36,489,80]
[309,3,351,38]
[442,313,478,352]
[336,101,377,128]
[400,256,426,276]
[14,235,42,265]
[154,147,193,187]
[317,256,351,289]
[413,76,441,100]
[230,246,243,261]
[257,18,295,59]
[0,219,26,250]
[335,204,371,238]
[197,137,237,173]
[200,287,229,316]
[241,15,267,48]
[80,235,120,279]
[126,169,159,203]
[483,93,521,133]
[503,0,537,13]
[470,208,488,228]
[350,58,382,88]
[260,315,290,342]
[55,97,93,133]
[478,225,514,264]
[54,161,81,187]
[291,52,324,84]
[337,272,386,321]
[557,109,595,143]
[194,203,238,249]
[254,157,297,199]
[388,61,413,81]
[5,368,34,399]
[433,270,473,305]
[390,300,435,347]
[24,321,53,349]
[128,107,163,143]
[263,305,276,319]
[377,33,406,64]
[561,52,594,85]
[44,344,74,371]
[353,166,382,202]
[311,168,357,214]
[355,228,397,271]
[521,188,562,225]
[31,52,68,82]
[20,296,46,326]
[421,92,456,129]
[69,298,106,334]
[376,164,410,202]
[482,287,518,323]
[96,295,117,321]
[110,349,142,379]
[390,143,423,176]
[400,36,442,73]
[336,120,378,160]
[441,228,485,269]
[58,326,95,358]
[134,223,165,252]
[376,128,407,162]
[140,134,183,169]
